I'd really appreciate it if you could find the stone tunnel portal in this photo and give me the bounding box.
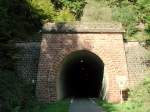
[58,50,104,99]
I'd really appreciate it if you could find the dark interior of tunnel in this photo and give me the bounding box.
[59,50,104,99]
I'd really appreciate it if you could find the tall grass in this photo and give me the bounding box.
[81,0,114,22]
[97,76,150,112]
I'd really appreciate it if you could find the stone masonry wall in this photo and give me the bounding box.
[14,23,148,103]
[16,42,40,82]
[36,33,128,103]
[15,41,148,103]
[125,42,148,87]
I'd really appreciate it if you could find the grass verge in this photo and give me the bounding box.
[96,76,150,112]
[22,100,70,112]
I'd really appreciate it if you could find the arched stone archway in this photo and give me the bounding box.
[56,50,104,100]
[36,23,129,103]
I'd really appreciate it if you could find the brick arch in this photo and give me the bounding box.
[50,48,100,100]
[37,23,129,103]
[49,48,92,100]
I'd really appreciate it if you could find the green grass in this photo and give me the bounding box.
[96,100,118,112]
[126,31,150,41]
[39,100,69,112]
[96,76,150,112]
[96,100,140,112]
[22,100,70,112]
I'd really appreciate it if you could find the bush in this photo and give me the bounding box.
[0,70,35,112]
[121,76,150,112]
[106,0,150,40]
[60,0,86,20]
[26,0,55,21]
[54,8,75,22]
[97,76,150,112]
[126,24,139,37]
[112,6,138,26]
[51,0,86,20]
[112,6,139,36]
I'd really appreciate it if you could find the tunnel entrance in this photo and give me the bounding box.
[59,50,104,99]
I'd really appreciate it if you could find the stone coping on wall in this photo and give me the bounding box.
[42,22,125,33]
[16,42,41,47]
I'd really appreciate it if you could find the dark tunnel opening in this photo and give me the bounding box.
[59,50,104,99]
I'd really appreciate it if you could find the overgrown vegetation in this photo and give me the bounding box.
[81,0,113,22]
[0,0,85,111]
[106,0,150,41]
[81,0,150,41]
[51,0,86,20]
[1,0,150,111]
[0,71,35,112]
[21,100,69,112]
[97,76,150,112]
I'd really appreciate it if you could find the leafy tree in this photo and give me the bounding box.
[0,0,84,111]
[51,0,87,20]
[54,8,75,22]
[136,0,150,33]
[26,0,55,21]
[106,0,150,40]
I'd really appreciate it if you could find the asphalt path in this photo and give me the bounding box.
[69,98,105,112]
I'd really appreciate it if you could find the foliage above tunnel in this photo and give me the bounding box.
[105,0,150,41]
[51,0,86,20]
[0,0,150,111]
[0,0,85,111]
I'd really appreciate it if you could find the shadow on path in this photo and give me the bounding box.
[69,99,105,112]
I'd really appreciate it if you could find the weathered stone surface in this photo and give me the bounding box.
[125,42,147,87]
[37,23,128,103]
[42,22,125,33]
[15,41,148,102]
[16,42,40,82]
[15,23,148,103]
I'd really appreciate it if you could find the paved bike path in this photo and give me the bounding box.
[69,99,104,112]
